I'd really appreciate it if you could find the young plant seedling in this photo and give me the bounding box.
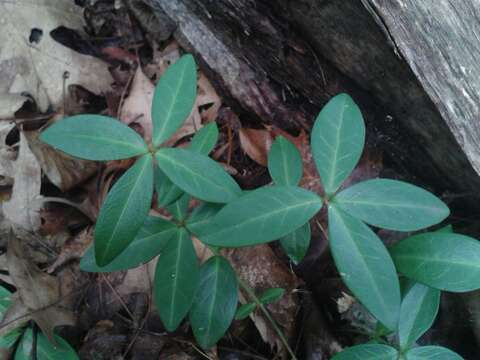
[41,53,480,358]
[0,285,78,358]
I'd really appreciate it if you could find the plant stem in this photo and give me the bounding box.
[237,278,298,360]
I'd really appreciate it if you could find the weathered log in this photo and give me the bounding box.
[145,0,480,211]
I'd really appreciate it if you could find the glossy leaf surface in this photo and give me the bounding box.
[398,282,440,350]
[190,122,219,155]
[40,115,148,160]
[311,93,365,195]
[166,194,190,221]
[81,216,177,272]
[198,186,322,247]
[190,256,238,348]
[94,154,154,266]
[152,54,197,146]
[332,344,398,360]
[156,148,241,203]
[328,205,400,330]
[15,329,78,360]
[268,135,303,186]
[405,346,463,360]
[279,222,311,264]
[390,232,480,292]
[334,179,449,231]
[154,229,198,331]
[186,203,223,235]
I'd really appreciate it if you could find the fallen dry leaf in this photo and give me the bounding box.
[119,68,154,142]
[225,245,301,355]
[0,0,113,116]
[2,233,76,343]
[0,121,16,186]
[2,131,42,232]
[238,128,274,166]
[26,127,98,192]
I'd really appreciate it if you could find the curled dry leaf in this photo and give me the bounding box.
[239,128,274,167]
[2,131,42,232]
[2,233,76,343]
[26,128,98,192]
[224,245,301,354]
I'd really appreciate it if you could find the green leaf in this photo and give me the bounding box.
[268,135,303,186]
[190,256,238,348]
[332,344,398,360]
[94,154,154,266]
[437,224,453,233]
[390,232,480,292]
[405,346,463,360]
[280,222,311,264]
[311,93,365,195]
[333,179,449,231]
[190,122,219,155]
[198,186,322,247]
[328,205,401,330]
[81,216,177,272]
[152,54,197,146]
[398,282,440,350]
[186,203,223,235]
[235,303,256,320]
[154,228,198,331]
[15,329,78,360]
[258,288,285,305]
[166,194,190,221]
[40,115,148,161]
[156,148,241,203]
[155,165,184,207]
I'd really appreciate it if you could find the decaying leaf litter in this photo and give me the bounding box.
[0,1,475,359]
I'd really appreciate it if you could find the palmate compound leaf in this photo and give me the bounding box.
[40,115,148,160]
[333,179,450,231]
[279,222,311,264]
[156,148,241,203]
[152,54,197,147]
[398,282,440,350]
[80,216,177,272]
[405,346,464,360]
[390,232,480,292]
[154,228,198,331]
[268,135,303,186]
[94,154,154,266]
[328,205,401,330]
[332,344,398,360]
[190,256,238,348]
[311,93,365,196]
[15,328,78,360]
[155,123,219,207]
[197,186,322,247]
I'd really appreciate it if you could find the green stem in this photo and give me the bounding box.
[237,278,298,360]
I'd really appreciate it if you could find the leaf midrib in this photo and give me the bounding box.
[333,207,395,328]
[168,231,185,328]
[204,259,220,345]
[325,97,347,193]
[50,132,146,152]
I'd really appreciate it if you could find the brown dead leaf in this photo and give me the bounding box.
[119,68,154,142]
[225,245,301,354]
[4,233,76,343]
[26,128,98,192]
[2,131,42,232]
[238,128,274,166]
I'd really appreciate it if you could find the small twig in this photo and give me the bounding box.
[100,274,135,321]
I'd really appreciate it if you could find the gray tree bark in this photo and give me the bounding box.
[145,0,480,210]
